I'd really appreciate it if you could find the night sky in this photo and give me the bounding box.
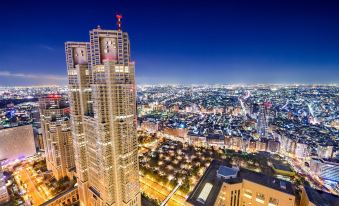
[0,0,339,86]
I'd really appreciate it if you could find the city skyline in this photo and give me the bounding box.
[0,1,338,206]
[1,0,339,86]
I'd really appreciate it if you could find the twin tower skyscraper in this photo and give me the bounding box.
[65,16,141,206]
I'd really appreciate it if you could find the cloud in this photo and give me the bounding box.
[39,44,55,51]
[0,71,66,81]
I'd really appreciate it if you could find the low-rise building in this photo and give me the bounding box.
[188,132,207,147]
[188,160,296,206]
[0,124,36,163]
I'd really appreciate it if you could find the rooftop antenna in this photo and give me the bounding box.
[116,13,122,31]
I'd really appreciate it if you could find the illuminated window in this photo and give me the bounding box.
[244,189,252,199]
[269,197,279,206]
[256,193,265,204]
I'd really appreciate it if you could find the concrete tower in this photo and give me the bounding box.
[39,95,75,180]
[65,15,140,206]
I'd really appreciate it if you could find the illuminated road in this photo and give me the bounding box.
[160,183,181,206]
[140,175,190,206]
[13,163,53,205]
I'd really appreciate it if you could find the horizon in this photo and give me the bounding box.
[1,82,339,88]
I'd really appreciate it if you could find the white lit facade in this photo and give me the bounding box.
[39,96,75,180]
[65,22,140,206]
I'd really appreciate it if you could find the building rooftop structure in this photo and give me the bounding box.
[188,160,295,206]
[217,166,239,179]
[303,186,339,206]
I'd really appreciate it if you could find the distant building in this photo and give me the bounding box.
[256,139,268,152]
[225,136,243,151]
[188,160,296,206]
[39,95,75,181]
[163,126,188,139]
[140,121,159,133]
[0,125,36,163]
[317,144,333,159]
[267,140,280,153]
[295,142,309,159]
[206,134,225,148]
[245,139,257,153]
[310,158,339,183]
[280,136,297,157]
[188,133,207,147]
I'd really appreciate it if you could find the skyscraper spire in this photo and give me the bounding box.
[116,13,122,31]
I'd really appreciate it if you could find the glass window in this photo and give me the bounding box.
[256,193,265,204]
[269,197,279,206]
[244,189,252,199]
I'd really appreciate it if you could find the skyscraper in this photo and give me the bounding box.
[65,16,140,206]
[39,95,75,180]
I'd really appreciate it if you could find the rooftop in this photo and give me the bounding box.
[217,166,238,177]
[188,160,295,206]
[304,186,339,206]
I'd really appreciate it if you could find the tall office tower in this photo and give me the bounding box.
[39,95,75,180]
[65,16,140,206]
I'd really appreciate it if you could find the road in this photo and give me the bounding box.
[140,175,190,206]
[160,183,181,206]
[13,163,53,205]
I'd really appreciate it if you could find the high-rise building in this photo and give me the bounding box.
[39,95,75,180]
[65,16,140,206]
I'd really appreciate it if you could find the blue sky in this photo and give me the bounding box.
[0,0,339,86]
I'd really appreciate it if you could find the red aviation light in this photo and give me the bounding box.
[64,108,70,113]
[116,14,122,31]
[47,94,61,99]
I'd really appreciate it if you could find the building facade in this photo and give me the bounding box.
[39,95,75,180]
[317,144,333,159]
[310,158,339,183]
[41,187,79,206]
[189,161,296,206]
[65,17,140,206]
[0,124,36,163]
